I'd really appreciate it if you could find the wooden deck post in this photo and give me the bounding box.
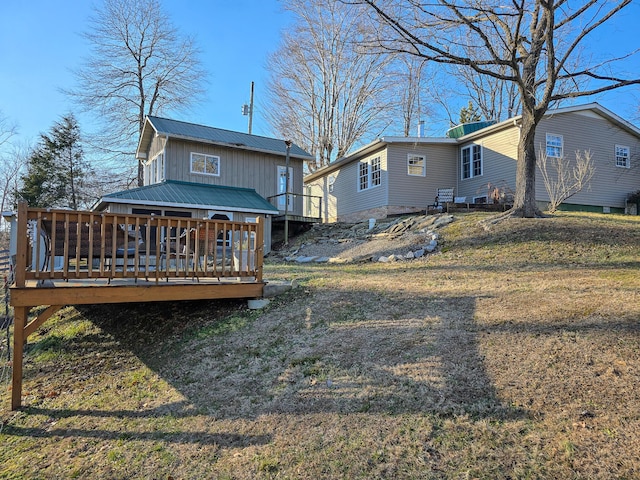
[11,306,28,410]
[14,202,27,288]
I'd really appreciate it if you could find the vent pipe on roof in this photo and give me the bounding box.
[417,120,425,138]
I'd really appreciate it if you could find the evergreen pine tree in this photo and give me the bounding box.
[459,101,482,124]
[17,114,91,209]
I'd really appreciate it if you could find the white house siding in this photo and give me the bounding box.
[335,148,389,223]
[534,111,640,211]
[305,146,390,223]
[161,139,306,215]
[457,124,519,203]
[387,143,457,212]
[306,176,338,223]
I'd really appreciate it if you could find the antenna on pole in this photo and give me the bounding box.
[241,81,255,134]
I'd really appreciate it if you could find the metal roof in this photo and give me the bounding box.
[96,180,278,215]
[137,116,314,161]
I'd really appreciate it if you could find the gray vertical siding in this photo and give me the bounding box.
[161,139,305,212]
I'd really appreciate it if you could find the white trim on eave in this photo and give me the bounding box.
[457,102,640,142]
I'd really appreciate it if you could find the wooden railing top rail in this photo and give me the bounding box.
[13,202,264,287]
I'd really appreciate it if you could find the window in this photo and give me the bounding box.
[408,154,426,176]
[358,156,381,191]
[144,153,165,185]
[191,152,220,176]
[359,161,369,190]
[461,144,482,179]
[616,145,630,168]
[546,133,563,158]
[371,157,381,187]
[328,175,336,193]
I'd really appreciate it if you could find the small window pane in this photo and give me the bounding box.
[371,157,381,186]
[616,145,629,168]
[408,155,426,176]
[546,134,563,158]
[472,145,482,177]
[359,161,369,190]
[461,148,471,179]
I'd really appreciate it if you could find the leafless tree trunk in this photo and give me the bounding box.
[0,112,21,230]
[538,150,596,213]
[66,0,206,186]
[353,0,640,218]
[266,0,395,171]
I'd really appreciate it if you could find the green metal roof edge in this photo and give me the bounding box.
[101,180,278,213]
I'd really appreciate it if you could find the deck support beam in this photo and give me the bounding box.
[12,306,28,410]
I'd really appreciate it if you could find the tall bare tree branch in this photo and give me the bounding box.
[66,0,207,186]
[353,0,640,217]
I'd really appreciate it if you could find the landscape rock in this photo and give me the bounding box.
[296,256,318,263]
[274,213,454,265]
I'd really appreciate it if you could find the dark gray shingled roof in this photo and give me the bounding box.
[144,116,313,160]
[96,180,278,214]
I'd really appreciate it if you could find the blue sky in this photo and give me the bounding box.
[1,0,639,152]
[0,0,292,147]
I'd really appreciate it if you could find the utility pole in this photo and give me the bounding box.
[242,81,255,134]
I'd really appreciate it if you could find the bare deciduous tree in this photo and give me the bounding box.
[67,0,206,186]
[390,56,430,136]
[0,112,21,229]
[265,0,395,171]
[538,149,596,213]
[454,66,520,122]
[354,0,640,217]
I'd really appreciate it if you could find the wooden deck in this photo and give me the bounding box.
[9,203,267,410]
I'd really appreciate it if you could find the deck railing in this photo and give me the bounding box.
[13,203,264,287]
[267,193,322,220]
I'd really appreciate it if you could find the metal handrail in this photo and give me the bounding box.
[267,192,322,219]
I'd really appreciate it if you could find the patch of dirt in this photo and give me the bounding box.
[270,214,453,262]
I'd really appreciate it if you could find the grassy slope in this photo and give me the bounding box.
[1,212,639,479]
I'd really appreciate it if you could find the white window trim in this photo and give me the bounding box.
[546,133,563,159]
[461,144,483,180]
[407,154,426,176]
[358,157,382,191]
[615,145,630,168]
[190,152,220,176]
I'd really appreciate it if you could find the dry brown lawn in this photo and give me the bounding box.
[1,211,639,479]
